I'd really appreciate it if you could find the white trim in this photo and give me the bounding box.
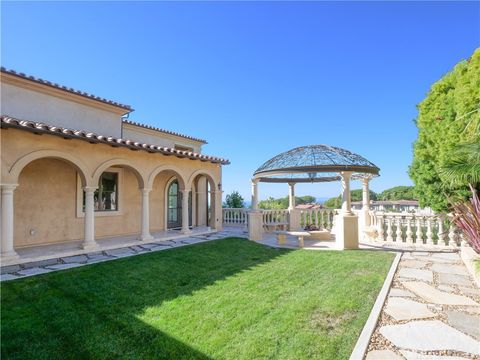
[76,167,124,218]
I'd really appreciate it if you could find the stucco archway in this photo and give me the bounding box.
[147,164,187,190]
[9,149,90,187]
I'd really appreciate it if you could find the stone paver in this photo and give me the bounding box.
[367,250,480,360]
[400,350,470,360]
[401,259,429,268]
[402,281,479,306]
[437,273,472,287]
[384,298,435,321]
[104,248,136,258]
[1,264,21,274]
[62,255,88,264]
[430,263,469,276]
[380,320,480,354]
[398,268,433,282]
[389,288,416,297]
[445,310,480,339]
[17,267,52,276]
[459,286,480,297]
[0,274,20,281]
[366,350,404,359]
[24,258,60,268]
[45,263,81,270]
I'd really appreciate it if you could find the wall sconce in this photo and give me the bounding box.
[218,183,222,191]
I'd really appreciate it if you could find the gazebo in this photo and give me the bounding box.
[248,145,380,249]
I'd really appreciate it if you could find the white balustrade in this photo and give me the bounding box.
[369,212,456,248]
[222,208,248,226]
[299,208,337,230]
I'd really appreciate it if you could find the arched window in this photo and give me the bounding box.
[167,180,181,229]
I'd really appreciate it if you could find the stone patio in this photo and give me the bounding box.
[366,251,480,360]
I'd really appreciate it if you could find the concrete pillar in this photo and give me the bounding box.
[140,188,153,241]
[251,180,259,210]
[83,186,98,250]
[340,171,353,215]
[358,178,371,242]
[288,209,301,231]
[213,190,223,231]
[181,189,192,234]
[335,171,358,249]
[248,210,263,241]
[362,178,370,211]
[288,182,296,210]
[1,184,19,260]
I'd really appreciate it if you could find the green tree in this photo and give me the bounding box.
[258,195,318,210]
[409,48,479,212]
[223,191,245,208]
[378,186,417,201]
[323,190,377,208]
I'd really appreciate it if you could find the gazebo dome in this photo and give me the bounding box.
[253,145,379,183]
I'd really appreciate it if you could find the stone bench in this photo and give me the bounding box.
[264,222,288,232]
[275,231,311,248]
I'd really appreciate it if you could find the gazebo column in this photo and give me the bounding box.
[287,182,301,231]
[358,178,372,242]
[288,182,296,210]
[251,179,259,210]
[335,171,359,250]
[248,179,263,241]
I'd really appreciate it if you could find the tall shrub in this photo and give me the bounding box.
[409,48,480,212]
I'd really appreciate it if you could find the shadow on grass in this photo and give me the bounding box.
[1,238,290,359]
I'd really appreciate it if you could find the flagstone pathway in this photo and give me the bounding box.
[0,229,247,281]
[366,251,480,360]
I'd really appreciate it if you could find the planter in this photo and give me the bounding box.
[308,230,331,241]
[460,245,480,287]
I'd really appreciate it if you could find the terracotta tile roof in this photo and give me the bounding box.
[1,67,133,111]
[123,120,207,144]
[1,115,230,165]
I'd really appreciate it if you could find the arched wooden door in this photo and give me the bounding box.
[167,179,192,229]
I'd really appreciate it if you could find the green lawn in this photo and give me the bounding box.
[1,238,394,360]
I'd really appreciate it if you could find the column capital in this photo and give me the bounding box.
[1,184,18,192]
[362,177,370,185]
[140,188,152,194]
[288,182,296,187]
[180,188,191,194]
[340,171,353,179]
[251,178,260,185]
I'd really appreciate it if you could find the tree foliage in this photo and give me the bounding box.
[409,48,480,212]
[223,191,245,208]
[323,189,377,209]
[377,186,417,201]
[258,195,317,210]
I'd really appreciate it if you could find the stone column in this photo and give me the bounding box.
[248,210,263,241]
[83,186,98,250]
[362,178,370,211]
[181,189,192,234]
[140,188,153,241]
[251,179,259,210]
[1,184,19,260]
[288,182,296,210]
[335,172,358,250]
[340,171,353,215]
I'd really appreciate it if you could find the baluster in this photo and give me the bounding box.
[395,216,403,242]
[437,215,446,246]
[386,217,393,242]
[416,216,423,244]
[448,221,457,247]
[426,217,433,245]
[405,215,413,243]
[460,233,468,247]
[377,214,384,242]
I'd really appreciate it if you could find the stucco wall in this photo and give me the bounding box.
[1,82,123,137]
[2,127,223,248]
[122,124,202,153]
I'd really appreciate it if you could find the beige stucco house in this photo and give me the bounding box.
[0,68,229,265]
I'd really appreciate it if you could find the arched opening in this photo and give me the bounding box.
[14,157,87,248]
[148,169,187,232]
[190,173,217,230]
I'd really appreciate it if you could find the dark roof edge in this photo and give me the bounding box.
[1,115,229,165]
[1,67,133,112]
[123,120,207,144]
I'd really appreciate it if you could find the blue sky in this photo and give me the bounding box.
[2,1,479,201]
